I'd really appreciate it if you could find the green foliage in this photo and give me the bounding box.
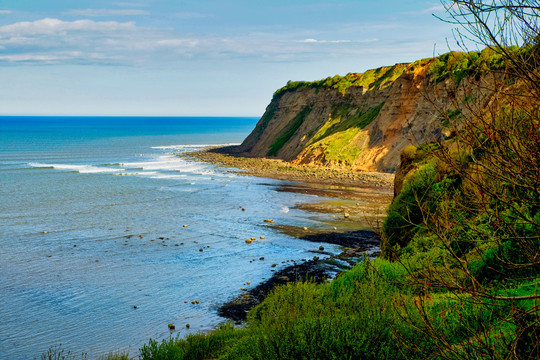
[302,102,384,166]
[267,106,312,156]
[272,63,408,100]
[426,48,520,84]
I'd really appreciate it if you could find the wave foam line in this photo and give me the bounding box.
[28,163,125,174]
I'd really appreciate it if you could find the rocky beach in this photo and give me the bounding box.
[183,146,394,322]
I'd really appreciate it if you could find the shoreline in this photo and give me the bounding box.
[182,146,394,322]
[183,146,394,189]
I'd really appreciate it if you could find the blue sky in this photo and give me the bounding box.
[0,1,459,116]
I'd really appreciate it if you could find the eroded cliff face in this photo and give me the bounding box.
[233,59,478,173]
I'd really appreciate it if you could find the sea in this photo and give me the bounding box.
[0,116,341,359]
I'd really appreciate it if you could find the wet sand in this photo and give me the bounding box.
[181,146,394,322]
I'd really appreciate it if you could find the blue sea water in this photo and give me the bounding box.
[0,117,339,359]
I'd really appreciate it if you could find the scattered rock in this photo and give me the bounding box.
[245,239,252,244]
[264,219,275,223]
[196,300,199,304]
[191,301,196,304]
[303,227,308,231]
[247,282,250,285]
[168,323,175,330]
[259,257,264,261]
[139,235,143,239]
[344,213,350,218]
[260,236,265,239]
[333,227,337,230]
[184,301,188,303]
[313,256,320,261]
[183,225,189,228]
[186,324,190,328]
[133,305,138,309]
[271,263,277,268]
[199,248,204,252]
[251,237,255,240]
[319,246,325,251]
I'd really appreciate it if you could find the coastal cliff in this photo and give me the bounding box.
[233,51,499,173]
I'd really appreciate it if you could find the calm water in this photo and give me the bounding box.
[0,117,339,359]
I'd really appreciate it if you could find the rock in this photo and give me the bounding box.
[199,248,203,252]
[241,208,245,211]
[191,301,196,304]
[168,323,175,330]
[186,324,190,328]
[344,213,350,218]
[247,282,250,285]
[251,237,256,240]
[196,300,199,304]
[303,227,308,231]
[319,246,325,251]
[271,263,277,268]
[240,288,247,291]
[260,236,265,239]
[259,257,264,260]
[245,239,252,244]
[313,256,319,261]
[183,225,188,228]
[264,219,275,223]
[333,227,337,230]
[184,301,188,303]
[133,305,138,309]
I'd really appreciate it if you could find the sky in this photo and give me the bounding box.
[0,1,461,116]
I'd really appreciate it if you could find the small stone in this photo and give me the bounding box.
[247,282,250,285]
[344,213,350,218]
[195,300,199,304]
[199,248,203,252]
[259,257,264,261]
[271,263,277,268]
[333,227,337,230]
[240,288,247,291]
[319,246,325,251]
[186,324,190,328]
[264,219,275,223]
[191,301,196,304]
[241,208,245,211]
[133,305,138,309]
[245,239,252,244]
[313,256,319,261]
[303,227,308,231]
[251,237,255,240]
[184,301,188,303]
[183,225,188,228]
[260,236,265,239]
[168,323,175,330]
[139,235,143,239]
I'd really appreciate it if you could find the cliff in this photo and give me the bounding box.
[232,50,503,173]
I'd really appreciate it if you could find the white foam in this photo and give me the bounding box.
[121,155,212,174]
[151,143,240,150]
[28,163,125,174]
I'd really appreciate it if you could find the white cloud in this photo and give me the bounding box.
[299,38,351,44]
[64,9,150,17]
[0,10,12,14]
[0,18,136,35]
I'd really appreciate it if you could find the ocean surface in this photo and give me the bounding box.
[0,117,341,359]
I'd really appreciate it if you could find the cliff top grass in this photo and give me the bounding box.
[271,46,532,102]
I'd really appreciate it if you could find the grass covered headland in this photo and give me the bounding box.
[42,2,539,359]
[131,4,539,359]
